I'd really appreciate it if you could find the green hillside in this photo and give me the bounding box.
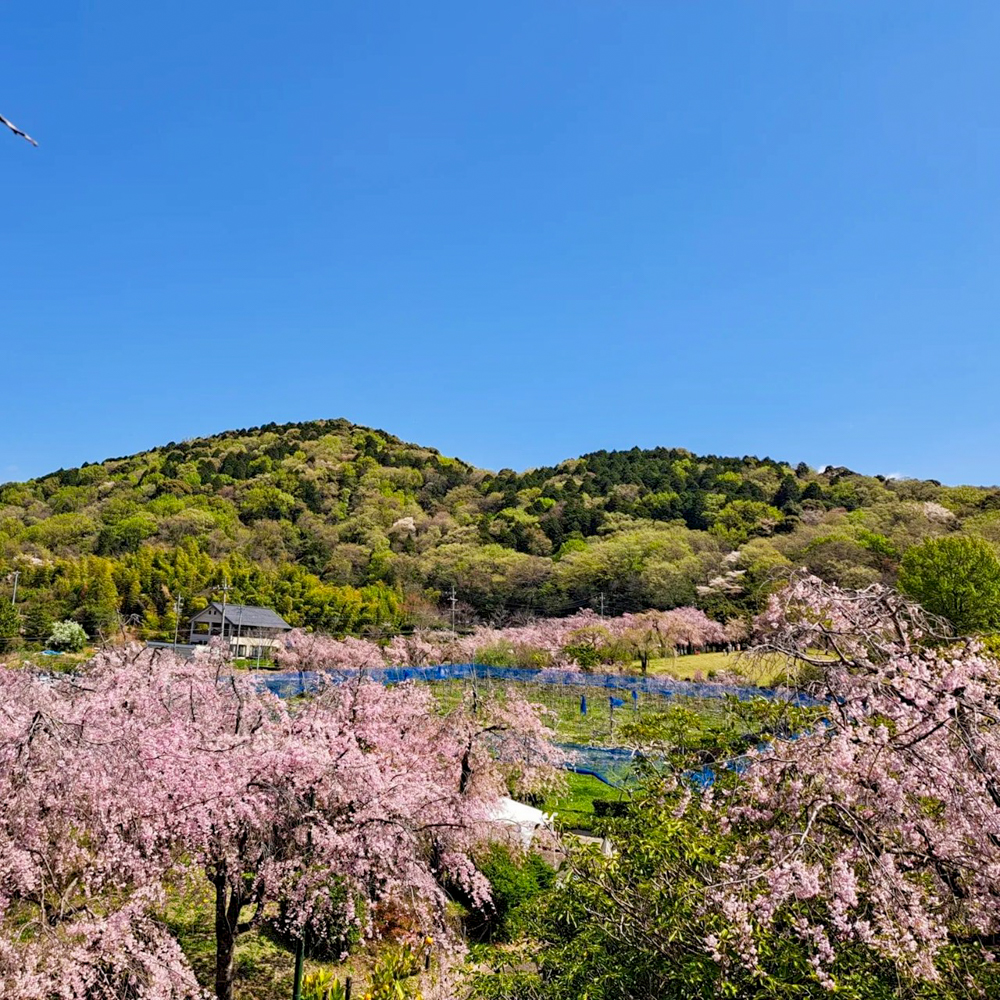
[1,417,998,644]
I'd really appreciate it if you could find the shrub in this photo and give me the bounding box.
[474,642,519,668]
[467,843,555,942]
[302,969,348,1000]
[47,619,88,652]
[560,642,602,669]
[474,642,554,670]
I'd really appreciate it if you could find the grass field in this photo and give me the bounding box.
[540,771,622,832]
[429,676,735,748]
[640,649,797,686]
[0,647,96,672]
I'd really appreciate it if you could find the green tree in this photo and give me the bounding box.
[0,601,21,650]
[77,559,120,636]
[708,499,783,544]
[898,535,1000,634]
[21,603,54,644]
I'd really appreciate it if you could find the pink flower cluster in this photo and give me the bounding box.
[375,606,735,669]
[706,576,1000,987]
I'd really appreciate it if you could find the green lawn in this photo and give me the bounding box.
[641,650,797,686]
[541,771,617,833]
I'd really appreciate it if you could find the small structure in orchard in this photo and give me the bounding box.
[187,602,292,659]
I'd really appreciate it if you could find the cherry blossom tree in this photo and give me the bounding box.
[379,606,733,672]
[0,651,212,999]
[709,575,1000,989]
[0,641,562,1000]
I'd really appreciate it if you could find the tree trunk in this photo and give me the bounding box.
[213,866,243,1000]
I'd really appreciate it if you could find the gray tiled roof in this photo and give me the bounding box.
[207,602,291,630]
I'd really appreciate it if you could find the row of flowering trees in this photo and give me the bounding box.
[384,606,746,674]
[0,642,562,1000]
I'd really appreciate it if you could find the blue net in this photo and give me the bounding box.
[559,742,638,786]
[255,662,816,706]
[255,663,815,787]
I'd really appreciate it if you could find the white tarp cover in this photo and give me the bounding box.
[490,797,553,846]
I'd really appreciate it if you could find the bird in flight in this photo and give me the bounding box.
[1,113,37,146]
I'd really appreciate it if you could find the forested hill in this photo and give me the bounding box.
[2,417,999,642]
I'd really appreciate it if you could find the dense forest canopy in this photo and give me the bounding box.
[1,418,998,642]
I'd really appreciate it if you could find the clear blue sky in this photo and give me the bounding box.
[2,2,999,484]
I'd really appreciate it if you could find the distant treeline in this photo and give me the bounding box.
[1,418,998,642]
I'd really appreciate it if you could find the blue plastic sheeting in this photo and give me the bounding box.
[560,741,762,790]
[254,662,816,706]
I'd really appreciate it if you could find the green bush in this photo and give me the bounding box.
[367,945,426,999]
[474,642,519,668]
[302,969,348,1000]
[47,619,88,652]
[560,642,603,669]
[467,844,555,943]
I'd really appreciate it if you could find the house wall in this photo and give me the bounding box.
[189,608,226,642]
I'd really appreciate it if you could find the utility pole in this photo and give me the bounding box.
[599,592,605,619]
[449,584,457,634]
[172,595,183,651]
[10,571,19,606]
[235,604,244,659]
[219,578,231,650]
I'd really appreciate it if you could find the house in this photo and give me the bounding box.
[188,602,292,659]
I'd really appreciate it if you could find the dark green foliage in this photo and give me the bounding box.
[466,844,555,943]
[0,601,21,649]
[20,604,55,644]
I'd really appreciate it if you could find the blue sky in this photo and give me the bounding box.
[2,2,998,484]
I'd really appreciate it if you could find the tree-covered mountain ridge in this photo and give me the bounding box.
[2,417,999,641]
